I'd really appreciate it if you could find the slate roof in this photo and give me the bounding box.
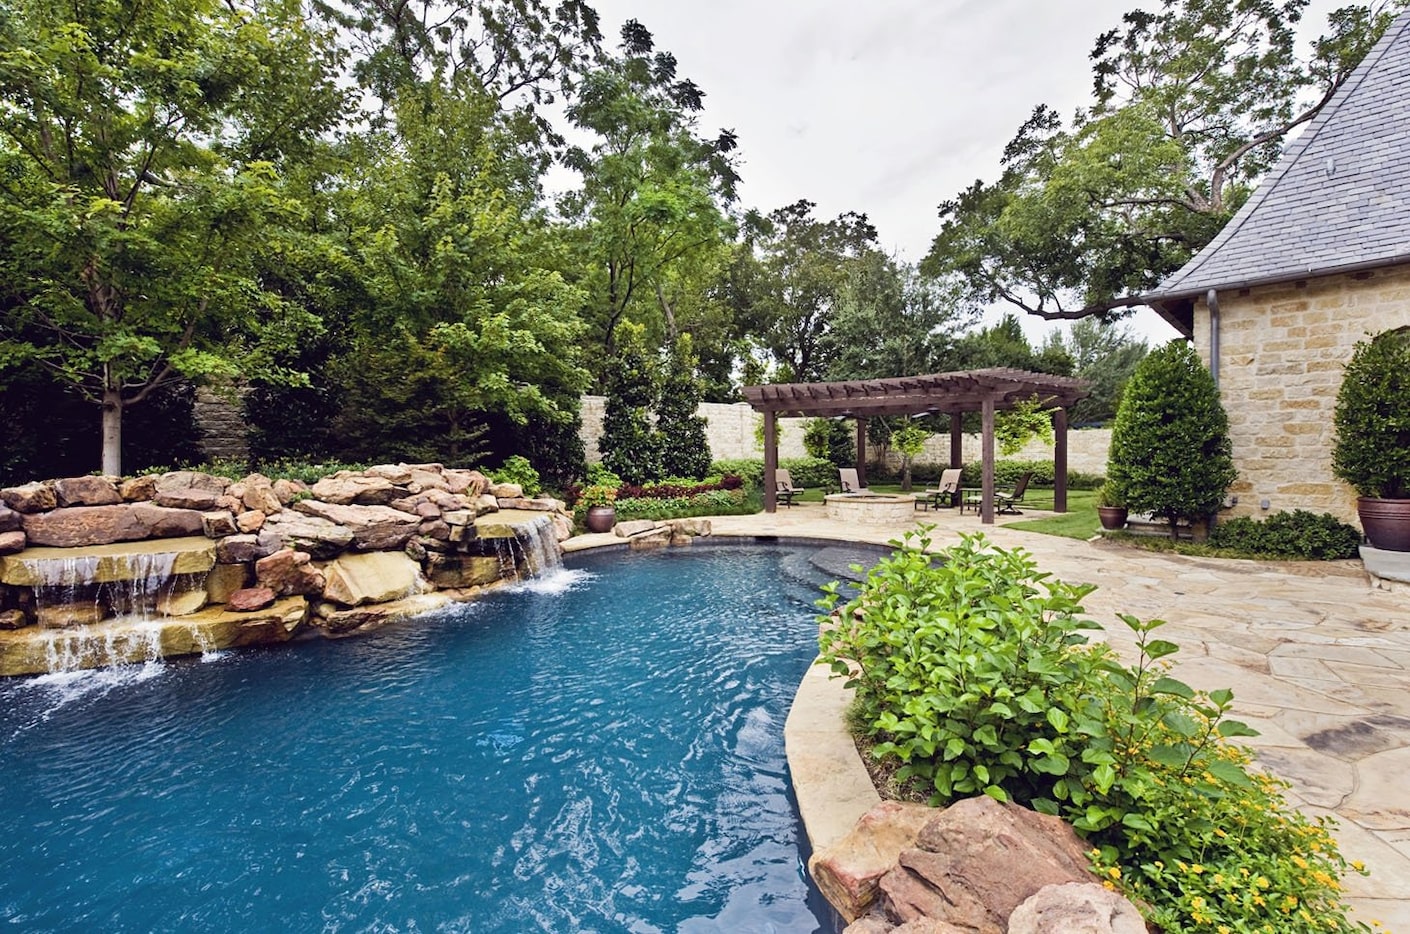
[1146,11,1410,323]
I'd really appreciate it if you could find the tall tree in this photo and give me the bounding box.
[655,334,712,479]
[561,19,740,378]
[0,0,344,475]
[925,0,1406,320]
[736,200,883,382]
[598,321,661,484]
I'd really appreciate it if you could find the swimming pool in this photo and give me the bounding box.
[0,543,849,931]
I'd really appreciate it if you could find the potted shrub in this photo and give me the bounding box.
[1096,482,1128,531]
[1333,328,1410,551]
[579,484,618,533]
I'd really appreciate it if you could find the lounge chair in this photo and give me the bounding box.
[917,467,963,510]
[837,468,869,494]
[775,469,805,507]
[963,471,1033,515]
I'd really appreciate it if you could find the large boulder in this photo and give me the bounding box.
[443,469,489,496]
[1,482,56,514]
[310,592,452,636]
[812,801,939,923]
[424,553,503,589]
[0,505,21,533]
[118,475,157,502]
[156,470,230,495]
[22,503,202,547]
[239,473,282,514]
[875,797,1098,934]
[293,500,420,551]
[227,586,276,612]
[271,478,307,506]
[215,532,282,564]
[153,471,229,507]
[308,474,398,506]
[255,548,325,597]
[130,503,205,538]
[53,476,121,507]
[320,552,425,607]
[0,530,25,555]
[1007,882,1146,934]
[262,511,355,559]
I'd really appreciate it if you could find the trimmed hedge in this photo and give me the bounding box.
[1210,511,1362,560]
[958,459,1105,491]
[708,456,835,492]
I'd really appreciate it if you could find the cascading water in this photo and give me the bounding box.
[23,550,184,673]
[487,514,564,582]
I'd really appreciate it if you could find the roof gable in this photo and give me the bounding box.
[1148,12,1410,306]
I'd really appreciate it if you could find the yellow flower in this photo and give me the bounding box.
[1352,860,1366,872]
[1107,866,1121,880]
[1256,875,1271,889]
[1102,880,1115,891]
[1219,927,1231,934]
[1214,827,1228,838]
[1292,854,1309,869]
[1190,864,1206,875]
[1253,895,1266,907]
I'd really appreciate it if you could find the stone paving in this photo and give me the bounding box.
[685,503,1410,928]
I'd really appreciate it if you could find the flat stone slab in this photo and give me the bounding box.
[0,596,306,676]
[0,536,216,586]
[473,509,553,539]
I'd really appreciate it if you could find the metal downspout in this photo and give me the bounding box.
[1207,288,1221,389]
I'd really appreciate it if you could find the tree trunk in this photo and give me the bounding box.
[102,389,123,477]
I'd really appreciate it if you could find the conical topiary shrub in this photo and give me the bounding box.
[1107,340,1236,539]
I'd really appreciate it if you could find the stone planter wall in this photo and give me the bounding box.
[0,464,572,676]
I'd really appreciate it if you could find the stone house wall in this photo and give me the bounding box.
[1188,264,1410,525]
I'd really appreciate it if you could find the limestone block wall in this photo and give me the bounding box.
[581,395,1111,475]
[1190,265,1410,525]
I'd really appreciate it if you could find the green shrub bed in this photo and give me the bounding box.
[610,488,752,522]
[709,456,836,491]
[957,459,1105,491]
[819,529,1368,933]
[1209,511,1362,560]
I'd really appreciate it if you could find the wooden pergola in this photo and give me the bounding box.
[742,368,1091,524]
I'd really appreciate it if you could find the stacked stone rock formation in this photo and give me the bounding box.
[0,464,585,675]
[811,796,1146,933]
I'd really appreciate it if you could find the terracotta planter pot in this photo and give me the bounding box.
[1097,506,1128,531]
[584,505,616,533]
[1358,497,1410,551]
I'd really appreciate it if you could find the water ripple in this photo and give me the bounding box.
[0,545,835,931]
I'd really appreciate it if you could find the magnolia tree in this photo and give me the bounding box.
[1107,341,1236,538]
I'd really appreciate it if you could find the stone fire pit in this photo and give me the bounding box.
[824,492,916,525]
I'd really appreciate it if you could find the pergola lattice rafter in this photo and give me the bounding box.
[742,368,1091,523]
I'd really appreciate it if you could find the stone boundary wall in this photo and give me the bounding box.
[1191,266,1410,525]
[580,396,1110,474]
[196,393,1110,478]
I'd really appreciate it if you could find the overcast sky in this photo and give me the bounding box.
[582,0,1348,346]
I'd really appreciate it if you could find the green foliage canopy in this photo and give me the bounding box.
[0,0,346,475]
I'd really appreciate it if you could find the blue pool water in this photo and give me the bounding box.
[0,544,849,932]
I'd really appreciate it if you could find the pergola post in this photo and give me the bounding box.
[981,397,995,525]
[949,414,963,468]
[855,418,868,488]
[763,409,778,513]
[1053,407,1069,513]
